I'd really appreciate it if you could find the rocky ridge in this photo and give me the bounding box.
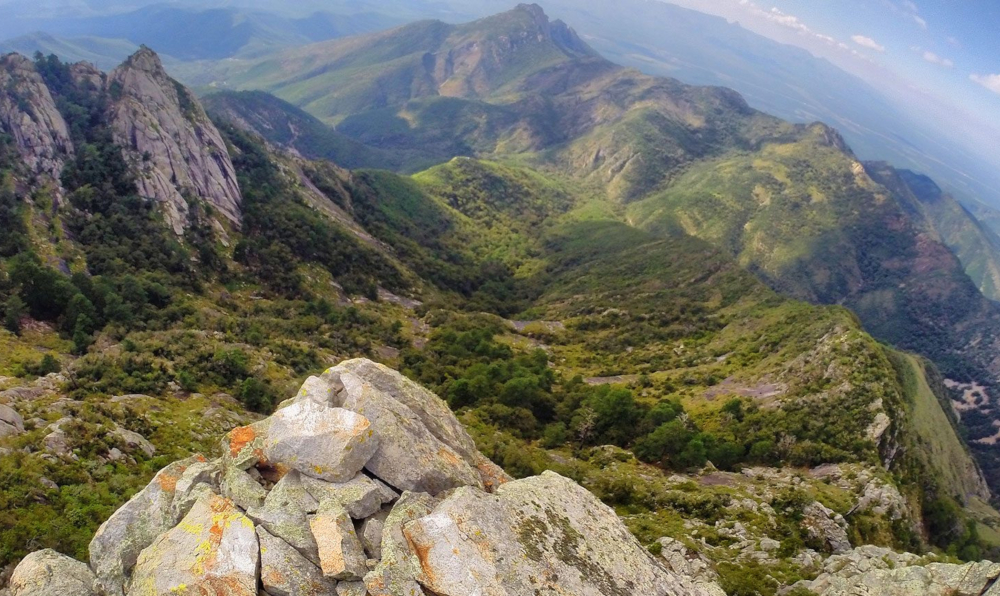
[106,47,242,234]
[5,358,726,596]
[0,53,74,186]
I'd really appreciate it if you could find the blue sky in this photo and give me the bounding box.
[665,0,998,158]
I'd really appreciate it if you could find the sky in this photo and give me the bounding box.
[663,0,999,160]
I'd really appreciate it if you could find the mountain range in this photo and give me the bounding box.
[1,4,1000,595]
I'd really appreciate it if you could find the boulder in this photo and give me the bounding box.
[402,471,722,596]
[127,494,258,596]
[0,404,24,438]
[112,425,156,458]
[90,455,207,596]
[364,492,439,596]
[257,526,336,596]
[310,501,368,580]
[262,401,377,483]
[8,549,96,596]
[324,360,482,494]
[170,459,220,520]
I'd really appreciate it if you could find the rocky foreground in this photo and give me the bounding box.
[6,358,1000,596]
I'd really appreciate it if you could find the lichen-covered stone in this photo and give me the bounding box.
[402,471,722,596]
[127,494,258,596]
[364,492,438,596]
[171,459,221,520]
[222,465,268,511]
[262,401,377,483]
[794,545,1000,595]
[90,455,207,596]
[802,501,851,554]
[336,581,368,596]
[655,538,725,595]
[310,501,368,580]
[247,497,321,567]
[107,47,241,234]
[302,473,394,520]
[267,470,320,513]
[8,549,96,596]
[257,526,336,596]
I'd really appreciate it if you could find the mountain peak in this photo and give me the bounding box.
[120,45,165,75]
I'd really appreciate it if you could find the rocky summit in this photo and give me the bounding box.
[5,358,726,596]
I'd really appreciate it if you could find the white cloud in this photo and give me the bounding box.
[946,36,961,47]
[912,15,927,29]
[921,51,953,68]
[852,35,886,52]
[970,74,1000,95]
[881,0,928,30]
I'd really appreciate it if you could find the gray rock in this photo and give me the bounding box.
[802,501,851,554]
[107,48,241,234]
[310,500,368,580]
[247,496,321,567]
[364,492,439,596]
[8,549,96,596]
[324,360,482,494]
[0,54,74,183]
[302,473,394,520]
[359,507,391,560]
[257,526,336,596]
[402,471,723,596]
[655,537,724,594]
[794,545,1000,595]
[90,455,209,596]
[267,470,320,514]
[127,494,258,596]
[171,459,221,519]
[262,401,377,483]
[112,425,156,458]
[0,404,24,434]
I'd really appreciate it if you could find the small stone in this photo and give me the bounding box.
[302,473,392,519]
[359,507,391,560]
[112,425,156,458]
[336,581,368,596]
[9,549,97,596]
[267,470,320,514]
[310,500,368,580]
[38,477,58,491]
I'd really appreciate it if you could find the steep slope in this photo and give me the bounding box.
[0,53,74,184]
[864,163,1000,303]
[106,47,242,233]
[201,90,399,170]
[0,32,138,70]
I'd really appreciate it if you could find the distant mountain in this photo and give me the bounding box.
[0,32,137,70]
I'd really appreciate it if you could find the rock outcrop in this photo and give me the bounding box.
[0,53,74,184]
[8,358,720,596]
[106,47,241,234]
[792,545,1000,595]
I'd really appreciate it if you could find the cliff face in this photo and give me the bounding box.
[0,53,74,186]
[106,47,241,233]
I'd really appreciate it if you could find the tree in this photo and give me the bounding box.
[3,294,25,335]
